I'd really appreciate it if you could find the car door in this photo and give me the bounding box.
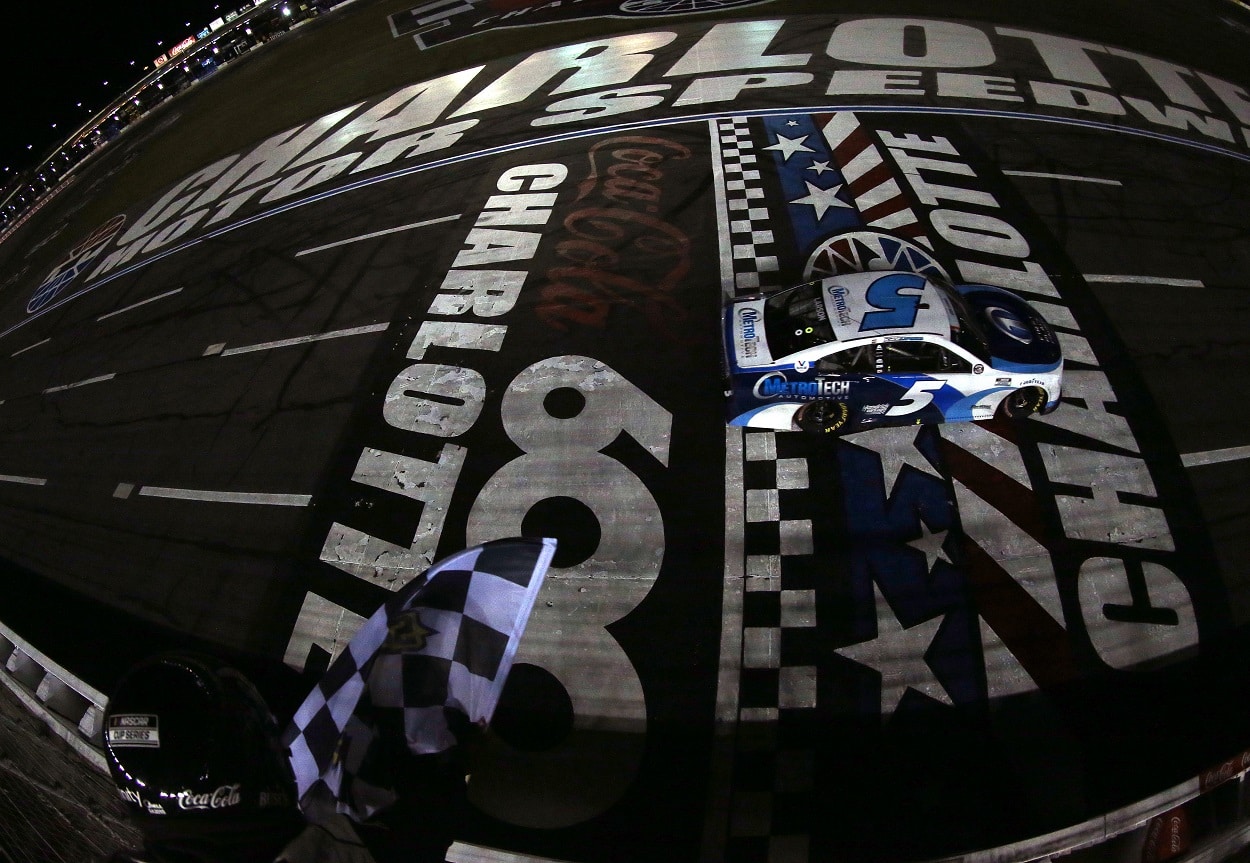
[878,340,981,423]
[809,343,898,425]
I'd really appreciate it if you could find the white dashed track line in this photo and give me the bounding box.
[42,373,117,394]
[0,474,47,486]
[216,322,390,356]
[10,338,50,357]
[1181,445,1250,467]
[95,287,184,322]
[127,485,313,506]
[295,213,461,256]
[1084,274,1206,287]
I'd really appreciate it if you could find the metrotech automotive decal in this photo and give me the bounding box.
[291,129,724,858]
[715,109,1228,859]
[32,14,1246,328]
[389,0,775,51]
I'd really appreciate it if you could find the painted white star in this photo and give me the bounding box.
[786,120,800,126]
[789,181,852,220]
[835,584,953,714]
[807,160,834,176]
[908,521,952,573]
[764,133,815,161]
[873,427,943,497]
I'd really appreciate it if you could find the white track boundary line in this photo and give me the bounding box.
[1003,170,1122,186]
[702,117,745,863]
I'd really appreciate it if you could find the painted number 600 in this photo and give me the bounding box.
[465,355,671,828]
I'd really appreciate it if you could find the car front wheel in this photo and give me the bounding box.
[797,400,851,434]
[998,386,1047,419]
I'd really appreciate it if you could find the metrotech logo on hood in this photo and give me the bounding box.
[738,306,761,358]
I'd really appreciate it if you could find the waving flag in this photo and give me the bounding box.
[283,537,556,821]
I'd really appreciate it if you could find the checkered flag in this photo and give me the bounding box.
[283,537,556,821]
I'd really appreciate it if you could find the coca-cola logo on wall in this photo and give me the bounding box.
[174,783,242,811]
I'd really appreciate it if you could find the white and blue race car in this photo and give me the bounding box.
[723,270,1063,434]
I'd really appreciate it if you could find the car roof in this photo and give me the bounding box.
[776,331,957,369]
[820,271,956,343]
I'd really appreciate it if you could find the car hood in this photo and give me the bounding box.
[724,297,775,369]
[957,284,1062,371]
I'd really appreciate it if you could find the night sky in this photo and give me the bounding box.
[0,1,235,182]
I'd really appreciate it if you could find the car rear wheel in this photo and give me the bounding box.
[998,386,1047,419]
[797,400,851,434]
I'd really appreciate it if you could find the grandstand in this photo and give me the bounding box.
[0,0,328,239]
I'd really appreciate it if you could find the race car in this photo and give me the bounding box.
[722,270,1063,434]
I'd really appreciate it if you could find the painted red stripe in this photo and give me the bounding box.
[859,197,911,225]
[887,221,927,242]
[832,125,875,167]
[938,431,1048,546]
[960,537,1081,689]
[938,432,1081,688]
[847,160,894,199]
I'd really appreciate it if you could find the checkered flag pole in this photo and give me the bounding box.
[283,537,556,821]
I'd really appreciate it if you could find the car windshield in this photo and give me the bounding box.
[933,282,990,361]
[763,282,834,358]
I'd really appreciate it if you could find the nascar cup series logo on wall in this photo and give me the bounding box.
[105,713,161,748]
[27,214,125,314]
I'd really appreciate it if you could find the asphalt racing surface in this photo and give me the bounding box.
[2,1,1250,861]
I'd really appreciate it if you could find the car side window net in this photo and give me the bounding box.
[881,341,935,373]
[817,345,875,373]
[879,342,972,374]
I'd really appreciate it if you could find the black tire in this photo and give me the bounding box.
[797,401,851,435]
[998,386,1047,419]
